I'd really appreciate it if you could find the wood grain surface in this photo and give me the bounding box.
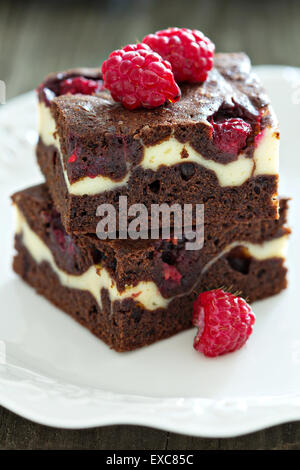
[0,0,299,450]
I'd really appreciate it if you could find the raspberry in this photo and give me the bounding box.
[101,43,181,109]
[212,118,252,155]
[59,76,101,95]
[143,27,215,83]
[193,289,255,357]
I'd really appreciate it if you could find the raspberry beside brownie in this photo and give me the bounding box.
[37,53,279,233]
[12,184,289,351]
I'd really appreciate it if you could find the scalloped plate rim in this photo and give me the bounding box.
[0,65,299,437]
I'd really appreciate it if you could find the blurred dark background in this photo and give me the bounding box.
[1,0,300,450]
[1,0,300,99]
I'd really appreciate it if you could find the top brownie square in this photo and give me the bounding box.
[36,53,279,234]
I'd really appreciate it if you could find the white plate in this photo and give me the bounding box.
[0,66,299,438]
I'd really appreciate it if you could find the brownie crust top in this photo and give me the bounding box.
[39,53,270,142]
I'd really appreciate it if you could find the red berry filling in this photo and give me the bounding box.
[143,27,215,83]
[163,263,182,284]
[48,211,81,271]
[254,129,264,147]
[53,228,66,251]
[211,118,252,155]
[102,43,181,109]
[59,76,102,96]
[193,289,255,357]
[68,152,77,163]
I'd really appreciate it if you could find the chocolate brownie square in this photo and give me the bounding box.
[12,184,289,351]
[37,53,279,234]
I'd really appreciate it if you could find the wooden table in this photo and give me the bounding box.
[1,0,299,450]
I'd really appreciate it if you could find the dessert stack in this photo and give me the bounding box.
[12,29,290,351]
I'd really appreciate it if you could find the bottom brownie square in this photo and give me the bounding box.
[12,184,290,351]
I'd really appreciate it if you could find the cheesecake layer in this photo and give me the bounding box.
[39,102,279,193]
[15,207,169,311]
[13,184,289,308]
[37,139,279,234]
[15,205,289,311]
[13,184,289,295]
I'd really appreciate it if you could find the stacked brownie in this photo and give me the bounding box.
[12,52,290,351]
